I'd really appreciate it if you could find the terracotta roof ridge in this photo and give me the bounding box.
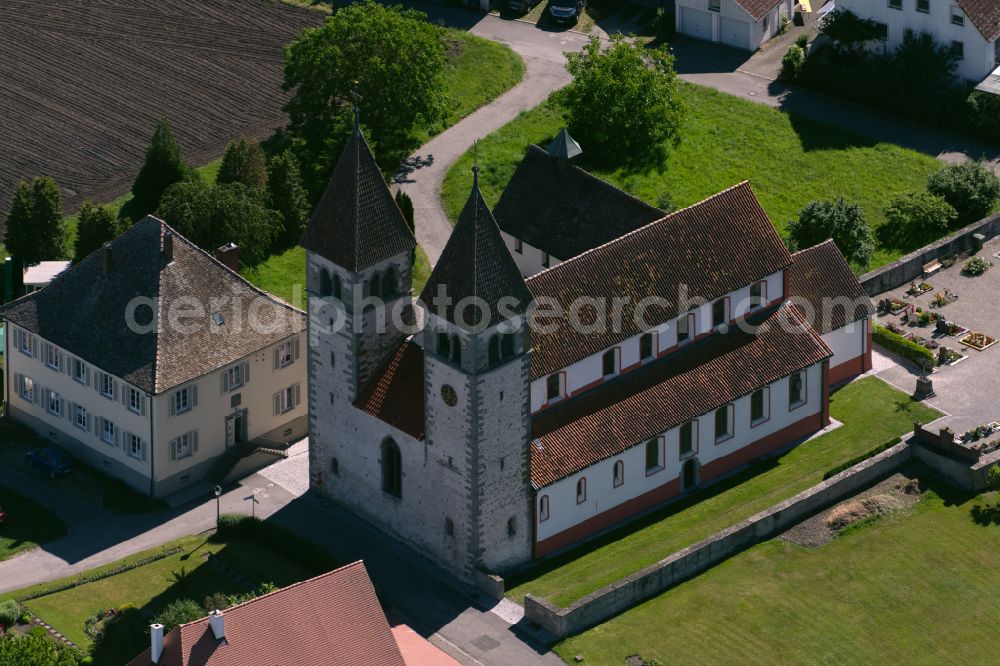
[784,297,834,356]
[526,181,753,284]
[790,238,837,257]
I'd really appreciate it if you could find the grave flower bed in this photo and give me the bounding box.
[886,298,908,314]
[937,346,965,366]
[943,321,969,338]
[929,290,958,308]
[958,331,997,351]
[906,281,933,297]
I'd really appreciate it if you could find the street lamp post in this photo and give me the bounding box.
[214,485,222,525]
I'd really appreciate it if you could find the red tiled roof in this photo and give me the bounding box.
[126,561,405,666]
[525,181,792,379]
[529,303,831,487]
[735,0,785,22]
[958,0,1000,42]
[355,340,426,440]
[787,240,875,335]
[391,624,462,665]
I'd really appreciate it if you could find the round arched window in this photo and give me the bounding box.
[441,384,458,407]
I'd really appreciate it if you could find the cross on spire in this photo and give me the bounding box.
[349,89,363,132]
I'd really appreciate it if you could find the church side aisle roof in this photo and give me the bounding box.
[354,340,426,441]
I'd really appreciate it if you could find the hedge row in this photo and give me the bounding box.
[873,324,936,370]
[823,437,903,480]
[215,514,336,575]
[16,547,183,602]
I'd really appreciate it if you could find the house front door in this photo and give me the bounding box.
[225,414,236,448]
[225,410,247,448]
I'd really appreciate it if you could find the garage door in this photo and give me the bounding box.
[719,16,750,50]
[680,6,712,42]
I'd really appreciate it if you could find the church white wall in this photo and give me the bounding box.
[501,231,561,277]
[535,361,823,542]
[822,320,868,371]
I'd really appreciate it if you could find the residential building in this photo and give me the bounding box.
[23,260,70,293]
[674,0,795,51]
[126,560,458,666]
[837,0,1000,82]
[303,121,871,579]
[0,217,307,497]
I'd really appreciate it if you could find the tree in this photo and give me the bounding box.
[789,198,875,268]
[131,119,199,218]
[558,34,684,165]
[282,0,446,199]
[394,190,415,236]
[217,137,268,190]
[73,202,131,263]
[156,182,281,267]
[819,9,887,58]
[880,191,957,249]
[267,150,310,245]
[927,161,1000,227]
[0,634,82,666]
[153,598,203,632]
[3,177,69,265]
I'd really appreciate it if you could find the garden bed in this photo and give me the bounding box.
[958,331,997,351]
[928,290,958,309]
[937,346,967,367]
[905,281,933,297]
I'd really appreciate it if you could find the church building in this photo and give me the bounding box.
[301,122,873,580]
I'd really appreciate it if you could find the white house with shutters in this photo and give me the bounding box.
[674,0,795,51]
[1,217,307,497]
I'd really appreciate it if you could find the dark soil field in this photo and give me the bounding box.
[0,0,321,225]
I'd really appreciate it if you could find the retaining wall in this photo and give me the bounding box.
[524,443,913,638]
[859,211,1000,296]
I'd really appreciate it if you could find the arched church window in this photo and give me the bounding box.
[368,273,381,299]
[381,438,402,498]
[500,333,515,360]
[319,268,333,297]
[437,332,450,357]
[488,335,501,367]
[450,334,462,365]
[332,273,342,300]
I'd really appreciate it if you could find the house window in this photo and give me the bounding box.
[709,0,720,11]
[514,238,523,254]
[602,348,618,378]
[173,431,197,460]
[950,40,964,60]
[916,0,929,12]
[576,477,587,504]
[101,373,114,399]
[751,387,770,424]
[541,252,551,269]
[679,422,696,457]
[19,330,33,356]
[47,390,62,417]
[278,341,295,368]
[127,434,144,460]
[712,299,728,328]
[21,376,35,402]
[276,384,300,414]
[539,495,550,522]
[750,281,765,309]
[646,437,663,472]
[888,0,902,9]
[226,364,244,391]
[951,8,964,25]
[382,438,402,498]
[677,312,693,344]
[73,359,87,384]
[789,371,806,408]
[640,333,654,361]
[715,404,733,442]
[74,404,88,431]
[46,345,60,371]
[128,387,142,413]
[613,460,624,487]
[175,387,190,414]
[102,419,117,446]
[546,373,563,402]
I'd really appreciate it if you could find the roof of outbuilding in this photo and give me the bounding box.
[529,302,831,487]
[0,216,305,394]
[958,0,1000,42]
[354,339,426,440]
[419,170,533,332]
[299,125,416,273]
[125,561,406,666]
[492,145,665,261]
[734,0,786,22]
[787,240,875,334]
[525,181,792,379]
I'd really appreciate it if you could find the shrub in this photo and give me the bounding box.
[987,465,1000,492]
[215,514,336,574]
[202,592,230,613]
[788,198,874,268]
[873,324,936,370]
[962,256,993,276]
[880,191,957,250]
[154,599,203,632]
[0,599,23,628]
[794,33,809,50]
[927,162,1000,227]
[824,437,902,480]
[781,45,806,80]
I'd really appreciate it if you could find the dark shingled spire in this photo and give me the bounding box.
[299,116,415,273]
[419,168,532,333]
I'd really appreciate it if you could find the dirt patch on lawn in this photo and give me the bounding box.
[780,472,924,548]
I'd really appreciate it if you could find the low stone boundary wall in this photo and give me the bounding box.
[524,443,913,638]
[859,211,1000,296]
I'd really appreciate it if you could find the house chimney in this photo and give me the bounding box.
[162,231,174,264]
[214,243,239,273]
[150,623,164,664]
[208,609,227,645]
[100,243,112,276]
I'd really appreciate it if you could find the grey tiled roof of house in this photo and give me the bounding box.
[0,217,305,394]
[299,125,416,273]
[419,170,533,333]
[492,145,665,262]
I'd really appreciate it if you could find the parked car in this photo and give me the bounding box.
[26,447,72,478]
[547,0,585,24]
[507,0,541,12]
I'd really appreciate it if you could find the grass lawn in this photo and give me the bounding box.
[10,533,319,663]
[554,480,1000,664]
[505,377,941,607]
[0,485,67,561]
[442,84,948,270]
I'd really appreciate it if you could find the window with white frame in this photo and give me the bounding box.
[128,387,142,413]
[715,404,734,442]
[127,433,144,460]
[951,7,964,25]
[74,404,88,431]
[646,437,664,473]
[546,373,563,402]
[101,373,114,399]
[46,344,60,371]
[751,387,770,424]
[47,390,62,417]
[225,364,244,391]
[539,495,550,522]
[750,281,765,309]
[73,359,87,384]
[576,477,587,504]
[21,376,35,402]
[102,419,117,446]
[278,341,295,368]
[613,460,624,487]
[275,384,301,415]
[174,387,191,414]
[789,371,806,408]
[679,421,697,457]
[174,431,197,460]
